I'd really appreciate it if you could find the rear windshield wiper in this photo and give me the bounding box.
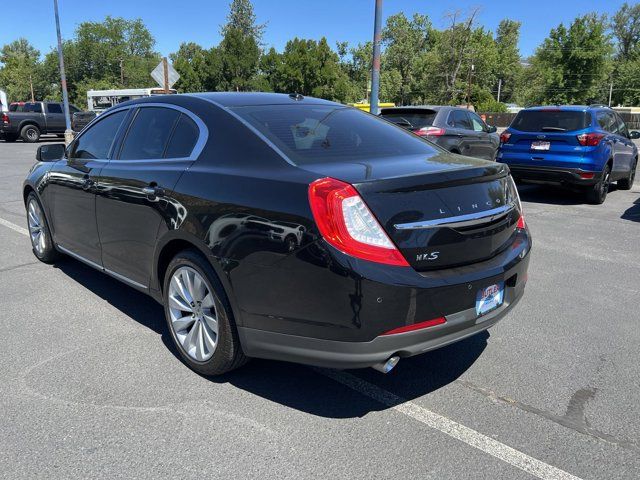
[540,126,567,132]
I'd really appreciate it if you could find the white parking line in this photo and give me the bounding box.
[319,369,583,480]
[0,217,28,237]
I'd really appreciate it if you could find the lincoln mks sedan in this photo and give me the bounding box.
[24,93,531,375]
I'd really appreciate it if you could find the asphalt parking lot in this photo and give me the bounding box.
[0,139,639,480]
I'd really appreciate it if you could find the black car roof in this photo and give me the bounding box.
[189,92,339,108]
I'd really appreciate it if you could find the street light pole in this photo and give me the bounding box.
[370,0,382,115]
[53,0,73,145]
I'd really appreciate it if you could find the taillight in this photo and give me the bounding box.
[381,317,446,335]
[516,214,526,229]
[308,177,409,266]
[579,172,595,179]
[500,132,512,144]
[1,113,9,125]
[577,132,605,147]
[414,126,445,137]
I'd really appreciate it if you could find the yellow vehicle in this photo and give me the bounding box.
[348,102,395,112]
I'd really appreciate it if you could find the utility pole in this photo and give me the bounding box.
[162,57,170,94]
[29,75,35,102]
[608,82,613,107]
[120,59,125,86]
[53,0,73,145]
[466,61,474,109]
[370,0,382,115]
[497,78,502,103]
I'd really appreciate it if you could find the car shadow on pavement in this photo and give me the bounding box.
[621,197,640,222]
[55,257,488,419]
[516,184,587,205]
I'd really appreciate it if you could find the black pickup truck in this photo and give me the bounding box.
[1,101,81,142]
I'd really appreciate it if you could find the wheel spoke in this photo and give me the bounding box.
[192,274,207,302]
[201,293,215,309]
[172,314,195,333]
[195,321,206,361]
[172,272,193,306]
[201,321,217,352]
[202,313,218,334]
[169,292,192,313]
[183,320,199,354]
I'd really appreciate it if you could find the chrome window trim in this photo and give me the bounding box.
[75,101,208,163]
[193,95,296,166]
[57,244,148,290]
[394,202,516,230]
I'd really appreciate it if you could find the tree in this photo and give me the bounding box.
[171,42,209,92]
[495,19,522,103]
[0,39,51,102]
[218,27,260,91]
[222,0,265,44]
[612,2,640,59]
[526,14,613,105]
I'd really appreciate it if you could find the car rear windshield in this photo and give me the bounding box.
[379,109,437,129]
[511,110,591,132]
[231,105,438,165]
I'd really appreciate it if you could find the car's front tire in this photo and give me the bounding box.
[26,192,60,263]
[585,165,611,204]
[163,249,247,376]
[618,159,637,190]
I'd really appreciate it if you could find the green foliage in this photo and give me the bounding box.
[495,20,522,103]
[612,2,640,59]
[0,39,52,102]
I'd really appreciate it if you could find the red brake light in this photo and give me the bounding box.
[516,213,526,229]
[579,172,595,179]
[308,177,409,266]
[415,126,445,137]
[577,132,605,147]
[381,317,446,335]
[500,132,512,144]
[1,113,9,124]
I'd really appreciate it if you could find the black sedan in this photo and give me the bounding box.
[380,106,500,161]
[23,93,530,375]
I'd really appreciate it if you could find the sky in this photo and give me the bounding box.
[1,0,628,59]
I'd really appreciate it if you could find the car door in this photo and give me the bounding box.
[95,105,202,288]
[446,110,476,156]
[44,109,129,266]
[613,112,636,176]
[45,103,65,133]
[468,111,496,160]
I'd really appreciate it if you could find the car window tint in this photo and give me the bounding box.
[379,110,437,129]
[164,114,199,158]
[512,110,591,132]
[450,110,472,130]
[468,112,486,132]
[615,114,629,137]
[25,103,43,113]
[232,105,438,166]
[70,110,127,160]
[119,107,180,160]
[47,103,63,114]
[597,112,617,133]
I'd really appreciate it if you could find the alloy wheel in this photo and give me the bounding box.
[600,170,610,199]
[27,199,46,256]
[168,266,219,362]
[26,128,38,141]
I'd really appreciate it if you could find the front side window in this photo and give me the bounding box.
[468,112,487,132]
[232,105,438,165]
[70,110,127,160]
[47,103,63,114]
[119,107,180,160]
[614,114,629,137]
[450,110,472,130]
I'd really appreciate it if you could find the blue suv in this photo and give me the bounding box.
[497,106,639,204]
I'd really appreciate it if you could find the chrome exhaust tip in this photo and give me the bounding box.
[371,356,400,374]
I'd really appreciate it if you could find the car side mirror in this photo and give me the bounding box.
[486,125,498,134]
[629,130,640,140]
[36,143,66,162]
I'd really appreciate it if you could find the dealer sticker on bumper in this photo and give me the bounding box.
[475,282,505,317]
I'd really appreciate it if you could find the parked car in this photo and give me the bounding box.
[379,106,500,161]
[1,101,81,142]
[72,110,97,132]
[497,105,640,204]
[23,93,530,376]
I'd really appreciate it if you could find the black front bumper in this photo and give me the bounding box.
[507,164,601,186]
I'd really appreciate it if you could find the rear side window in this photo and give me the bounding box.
[596,112,616,133]
[24,103,43,113]
[615,114,629,137]
[47,103,63,114]
[70,110,127,160]
[512,110,591,132]
[165,114,199,158]
[232,105,438,165]
[379,109,437,129]
[449,110,472,130]
[119,107,180,160]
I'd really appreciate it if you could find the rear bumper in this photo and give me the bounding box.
[505,164,601,185]
[239,258,528,369]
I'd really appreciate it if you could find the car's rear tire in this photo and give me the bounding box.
[26,192,60,263]
[21,125,40,143]
[585,165,611,204]
[618,159,637,190]
[163,249,248,376]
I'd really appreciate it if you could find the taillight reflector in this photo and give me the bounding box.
[308,177,409,266]
[577,132,605,147]
[516,214,526,229]
[499,132,511,144]
[579,172,595,179]
[415,126,445,137]
[381,317,446,335]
